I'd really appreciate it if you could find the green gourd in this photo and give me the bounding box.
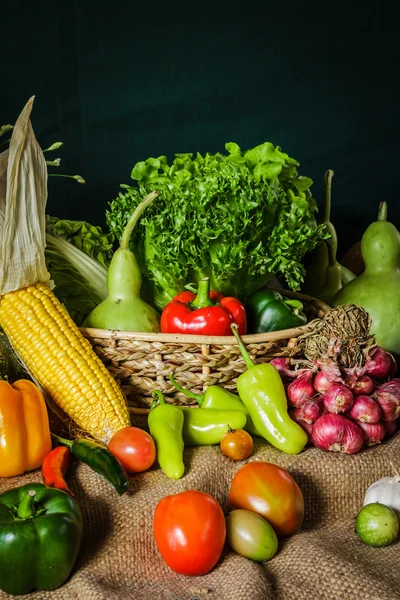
[83,192,160,332]
[332,202,400,356]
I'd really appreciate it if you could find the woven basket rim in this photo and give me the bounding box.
[79,289,329,345]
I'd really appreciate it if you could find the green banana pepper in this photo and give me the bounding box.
[246,288,307,334]
[169,374,260,437]
[148,390,185,479]
[52,433,130,496]
[231,324,307,455]
[0,483,83,595]
[181,407,247,446]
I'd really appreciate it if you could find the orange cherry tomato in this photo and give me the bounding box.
[153,490,226,576]
[227,461,304,538]
[108,426,156,473]
[220,428,253,461]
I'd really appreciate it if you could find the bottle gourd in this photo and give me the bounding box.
[332,202,400,356]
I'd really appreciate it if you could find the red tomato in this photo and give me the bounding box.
[153,490,226,576]
[227,461,304,538]
[108,427,156,473]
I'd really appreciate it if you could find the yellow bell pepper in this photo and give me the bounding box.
[0,379,52,477]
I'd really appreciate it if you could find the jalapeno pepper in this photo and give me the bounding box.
[52,433,130,495]
[161,277,247,336]
[181,407,247,446]
[231,324,307,455]
[246,288,307,334]
[148,390,185,479]
[42,446,74,496]
[169,374,260,437]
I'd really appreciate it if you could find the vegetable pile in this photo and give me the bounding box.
[281,344,399,454]
[106,141,326,310]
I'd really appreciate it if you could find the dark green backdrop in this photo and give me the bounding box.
[1,0,399,255]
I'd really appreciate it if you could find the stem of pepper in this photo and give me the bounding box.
[151,390,166,410]
[51,432,73,450]
[16,490,37,519]
[231,323,254,371]
[190,278,215,309]
[169,374,204,405]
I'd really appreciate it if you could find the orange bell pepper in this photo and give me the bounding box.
[0,379,52,477]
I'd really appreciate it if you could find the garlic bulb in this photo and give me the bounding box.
[363,474,400,518]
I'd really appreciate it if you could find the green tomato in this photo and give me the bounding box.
[356,503,399,547]
[225,509,278,562]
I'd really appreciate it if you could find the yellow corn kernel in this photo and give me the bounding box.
[0,282,130,444]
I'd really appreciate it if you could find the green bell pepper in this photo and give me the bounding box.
[169,374,260,437]
[231,324,307,454]
[0,483,83,595]
[149,390,185,479]
[246,288,307,334]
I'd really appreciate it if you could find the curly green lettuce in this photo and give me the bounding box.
[106,141,326,311]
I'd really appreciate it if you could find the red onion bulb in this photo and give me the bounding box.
[358,421,386,446]
[323,384,354,414]
[348,395,382,424]
[287,370,315,408]
[269,358,297,381]
[290,409,313,442]
[298,396,324,424]
[312,414,364,454]
[366,347,397,380]
[383,419,398,437]
[345,374,374,396]
[373,381,400,421]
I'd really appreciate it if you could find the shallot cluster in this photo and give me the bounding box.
[281,346,399,455]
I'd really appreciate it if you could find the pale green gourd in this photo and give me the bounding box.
[83,192,160,333]
[332,202,400,356]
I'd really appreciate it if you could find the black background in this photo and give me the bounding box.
[1,0,399,256]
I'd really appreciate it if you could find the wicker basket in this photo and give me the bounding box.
[79,290,330,412]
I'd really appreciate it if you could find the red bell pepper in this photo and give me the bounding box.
[160,278,247,336]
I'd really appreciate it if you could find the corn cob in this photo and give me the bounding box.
[0,282,131,444]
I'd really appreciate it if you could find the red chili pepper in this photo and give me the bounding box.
[161,278,247,336]
[42,446,74,496]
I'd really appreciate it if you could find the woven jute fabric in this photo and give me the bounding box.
[1,423,399,600]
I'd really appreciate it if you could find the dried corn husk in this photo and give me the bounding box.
[0,97,51,294]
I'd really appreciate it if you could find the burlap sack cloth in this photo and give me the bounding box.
[0,420,399,600]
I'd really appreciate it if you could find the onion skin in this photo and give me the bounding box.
[323,384,354,414]
[373,381,400,421]
[358,421,386,446]
[312,414,364,454]
[314,362,343,394]
[287,370,315,408]
[345,374,374,396]
[269,358,296,382]
[348,395,382,424]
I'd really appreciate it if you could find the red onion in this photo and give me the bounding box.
[383,419,398,437]
[366,347,397,380]
[344,374,374,396]
[287,370,315,408]
[373,381,400,421]
[269,358,297,381]
[358,421,386,446]
[348,395,382,424]
[298,396,324,424]
[323,383,354,414]
[312,414,364,454]
[290,409,313,442]
[314,361,343,394]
